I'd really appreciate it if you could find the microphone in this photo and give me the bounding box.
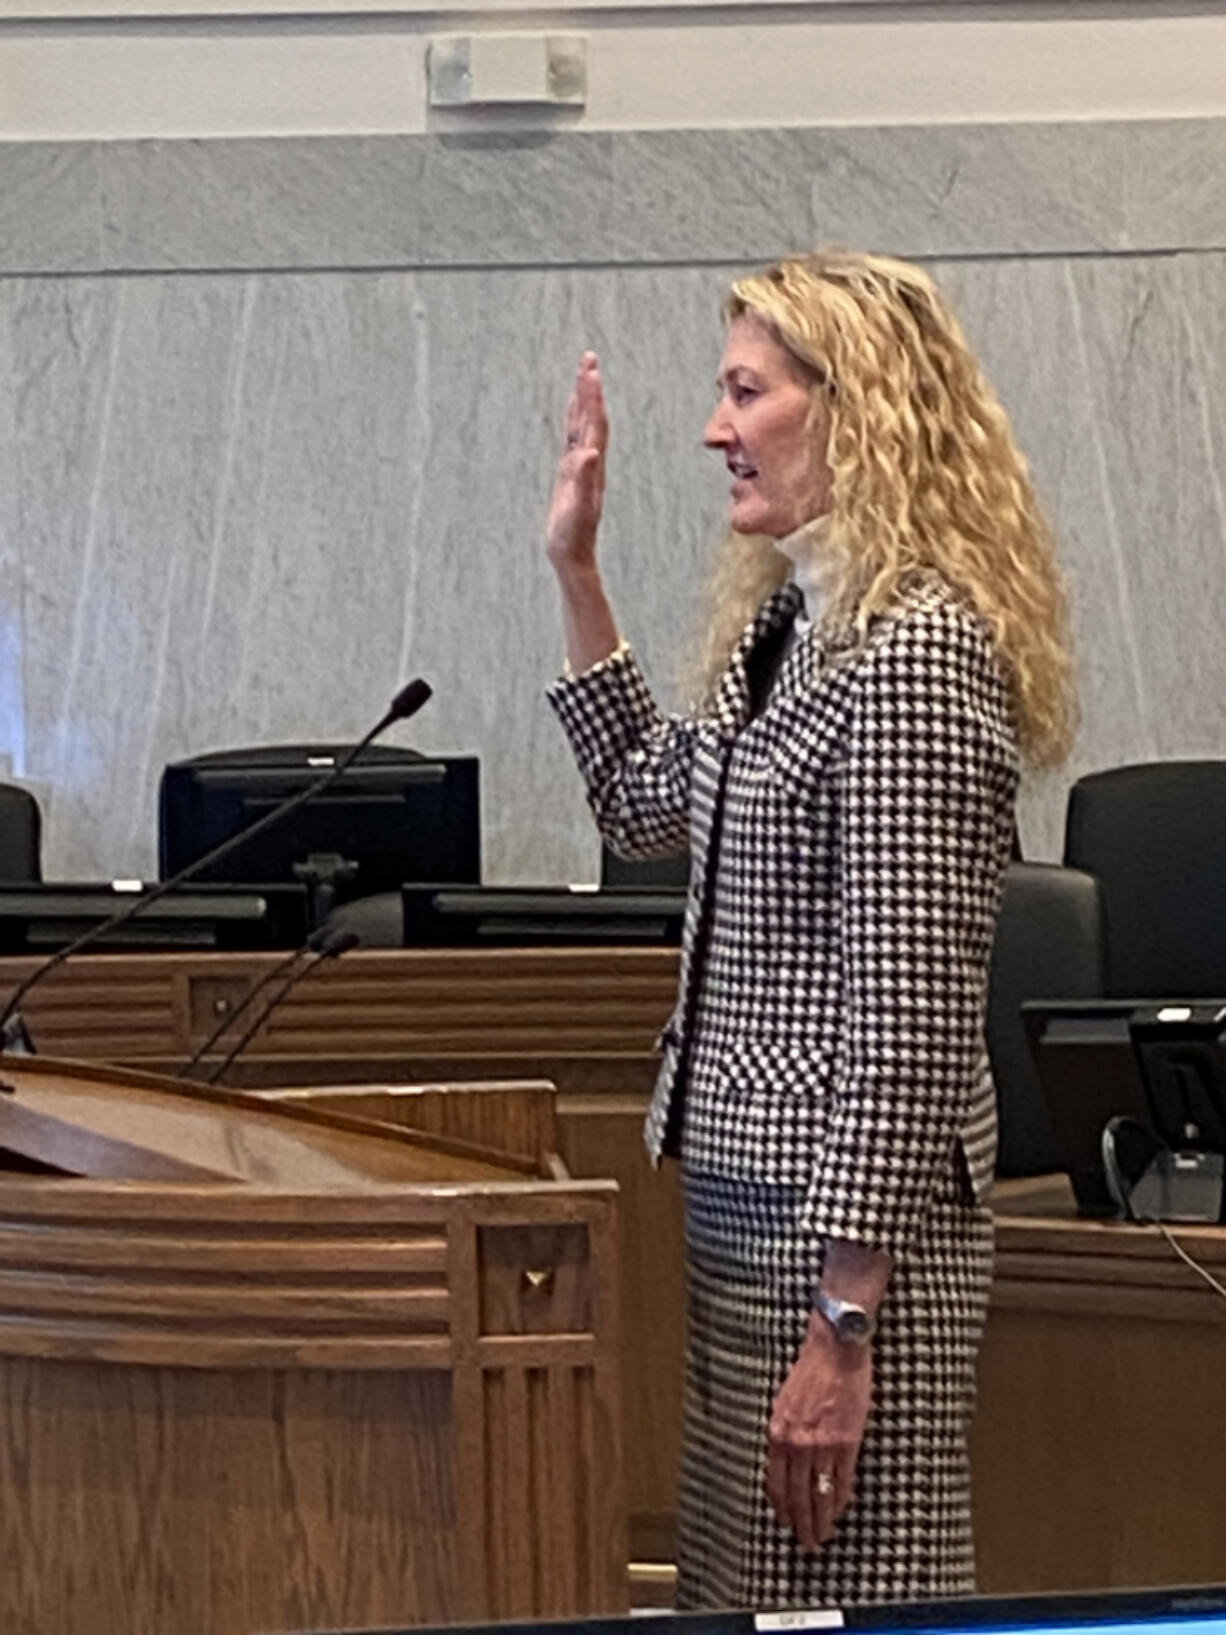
[377,678,432,737]
[0,680,431,1041]
[177,925,334,1081]
[205,927,360,1087]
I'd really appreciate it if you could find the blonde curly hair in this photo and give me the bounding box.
[691,250,1075,770]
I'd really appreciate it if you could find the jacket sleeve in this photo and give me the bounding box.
[547,645,696,861]
[799,607,1019,1259]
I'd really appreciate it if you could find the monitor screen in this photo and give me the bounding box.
[1023,998,1226,1214]
[0,882,308,953]
[159,744,480,902]
[1130,1002,1226,1151]
[401,885,686,946]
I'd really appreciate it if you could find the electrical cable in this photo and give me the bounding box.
[1102,1114,1226,1304]
[1158,1224,1226,1304]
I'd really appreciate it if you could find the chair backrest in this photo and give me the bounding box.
[1064,761,1226,997]
[325,891,403,948]
[988,861,1104,1176]
[0,784,42,883]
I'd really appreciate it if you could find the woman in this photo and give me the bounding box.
[545,251,1073,1609]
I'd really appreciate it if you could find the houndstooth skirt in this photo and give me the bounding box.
[675,1165,994,1610]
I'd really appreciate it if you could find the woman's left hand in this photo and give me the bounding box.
[765,1314,873,1551]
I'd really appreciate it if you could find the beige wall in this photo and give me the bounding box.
[2,2,1226,140]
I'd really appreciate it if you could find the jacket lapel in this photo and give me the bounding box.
[711,583,804,740]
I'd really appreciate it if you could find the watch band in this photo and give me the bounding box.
[814,1287,877,1347]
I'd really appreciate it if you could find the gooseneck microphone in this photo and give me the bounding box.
[0,679,432,1041]
[177,925,336,1081]
[206,927,360,1087]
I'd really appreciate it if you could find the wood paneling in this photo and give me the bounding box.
[265,1080,559,1168]
[0,1055,535,1185]
[7,952,1226,1594]
[482,1363,605,1620]
[0,948,678,1064]
[974,1180,1226,1592]
[0,1360,464,1635]
[558,1091,685,1559]
[0,948,679,1561]
[479,1224,593,1335]
[0,1073,626,1634]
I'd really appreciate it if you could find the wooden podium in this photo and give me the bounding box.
[0,1056,625,1635]
[0,946,683,1561]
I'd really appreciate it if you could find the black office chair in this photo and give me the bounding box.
[1064,761,1226,997]
[0,784,42,883]
[987,861,1105,1176]
[325,891,402,948]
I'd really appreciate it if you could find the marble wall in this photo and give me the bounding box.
[1,122,1224,883]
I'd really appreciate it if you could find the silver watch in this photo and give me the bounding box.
[814,1287,877,1347]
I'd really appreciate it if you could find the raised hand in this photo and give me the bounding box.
[546,352,609,577]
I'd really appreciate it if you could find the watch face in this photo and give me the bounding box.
[816,1289,875,1344]
[836,1308,873,1344]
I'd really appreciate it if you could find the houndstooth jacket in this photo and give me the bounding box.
[548,576,1019,1261]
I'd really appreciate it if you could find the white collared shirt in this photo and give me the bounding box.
[773,513,833,638]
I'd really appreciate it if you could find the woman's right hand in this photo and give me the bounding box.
[546,352,609,578]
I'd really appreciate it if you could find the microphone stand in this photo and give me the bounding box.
[0,679,431,1044]
[206,930,360,1087]
[176,928,331,1081]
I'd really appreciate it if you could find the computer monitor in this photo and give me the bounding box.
[159,744,480,904]
[1130,1002,1226,1151]
[0,882,308,953]
[1023,998,1226,1215]
[401,884,686,946]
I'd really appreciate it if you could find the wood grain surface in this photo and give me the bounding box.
[263,1080,559,1169]
[0,1062,626,1634]
[0,948,679,1560]
[974,1188,1226,1591]
[0,1360,462,1634]
[0,948,679,1064]
[28,955,1226,1597]
[0,1055,532,1186]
